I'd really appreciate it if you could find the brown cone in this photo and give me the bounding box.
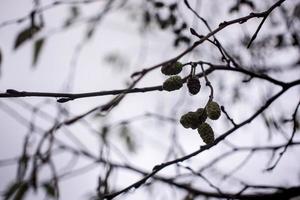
[187,77,200,95]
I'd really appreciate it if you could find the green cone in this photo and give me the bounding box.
[163,75,183,91]
[180,112,198,129]
[161,61,183,75]
[196,108,207,124]
[197,122,214,144]
[187,76,201,95]
[206,101,221,120]
[180,109,207,130]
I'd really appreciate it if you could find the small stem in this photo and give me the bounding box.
[221,106,237,127]
[200,64,214,102]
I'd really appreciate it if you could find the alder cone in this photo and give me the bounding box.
[197,123,214,145]
[206,101,221,120]
[187,77,200,95]
[162,75,183,91]
[180,109,207,129]
[180,112,199,129]
[196,108,207,124]
[161,61,183,75]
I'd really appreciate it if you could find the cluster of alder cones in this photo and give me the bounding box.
[161,61,201,95]
[180,101,221,144]
[161,61,221,144]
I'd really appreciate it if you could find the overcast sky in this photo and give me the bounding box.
[0,0,300,199]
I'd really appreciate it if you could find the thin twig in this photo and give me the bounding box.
[221,105,237,127]
[265,100,300,171]
[102,80,298,199]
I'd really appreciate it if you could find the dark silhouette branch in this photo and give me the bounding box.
[38,144,300,200]
[265,100,300,171]
[50,148,300,200]
[1,0,299,199]
[1,64,297,101]
[246,0,285,48]
[132,0,287,78]
[0,0,103,29]
[2,86,163,102]
[102,79,299,199]
[221,105,237,127]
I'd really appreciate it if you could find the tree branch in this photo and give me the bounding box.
[1,64,297,101]
[102,80,299,199]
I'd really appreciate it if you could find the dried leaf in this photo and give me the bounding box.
[14,26,40,50]
[143,11,151,27]
[183,193,195,200]
[120,124,136,153]
[13,182,29,200]
[293,3,300,19]
[3,182,29,200]
[71,6,79,18]
[174,35,191,47]
[32,38,45,66]
[17,155,29,181]
[31,166,38,191]
[169,3,177,11]
[101,125,109,143]
[3,182,22,200]
[42,182,56,198]
[153,1,164,8]
[64,6,80,27]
